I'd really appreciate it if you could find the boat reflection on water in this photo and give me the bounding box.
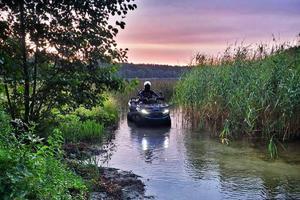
[127,120,171,163]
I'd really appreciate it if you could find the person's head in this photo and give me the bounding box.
[144,81,151,91]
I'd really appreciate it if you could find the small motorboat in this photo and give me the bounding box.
[127,97,171,126]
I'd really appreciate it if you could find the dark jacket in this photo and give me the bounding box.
[138,89,159,99]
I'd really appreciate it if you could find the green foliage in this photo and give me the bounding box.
[49,97,118,142]
[74,99,119,127]
[123,79,140,94]
[0,110,87,199]
[0,0,135,122]
[220,120,230,145]
[59,119,104,143]
[175,46,300,150]
[0,108,11,140]
[114,79,139,106]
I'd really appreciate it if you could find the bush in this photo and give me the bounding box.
[0,109,12,145]
[48,96,118,143]
[0,110,87,199]
[74,99,118,127]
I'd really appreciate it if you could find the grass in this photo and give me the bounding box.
[59,118,104,143]
[174,43,300,158]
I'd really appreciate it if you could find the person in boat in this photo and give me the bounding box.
[138,81,159,102]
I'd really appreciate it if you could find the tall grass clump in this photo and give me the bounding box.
[59,117,104,143]
[174,43,300,157]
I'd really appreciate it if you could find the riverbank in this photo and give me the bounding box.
[74,164,147,200]
[65,152,148,200]
[58,96,149,199]
[0,112,147,199]
[0,91,149,200]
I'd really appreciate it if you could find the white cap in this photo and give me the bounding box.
[144,81,151,86]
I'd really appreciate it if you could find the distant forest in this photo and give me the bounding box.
[118,63,190,79]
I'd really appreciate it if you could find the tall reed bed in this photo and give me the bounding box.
[174,44,300,157]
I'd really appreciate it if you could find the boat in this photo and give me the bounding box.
[127,97,171,126]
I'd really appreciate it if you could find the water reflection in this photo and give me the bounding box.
[95,109,300,200]
[185,131,300,199]
[127,121,170,163]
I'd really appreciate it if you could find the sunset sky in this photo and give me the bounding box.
[116,0,300,65]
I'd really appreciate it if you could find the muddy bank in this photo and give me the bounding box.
[63,126,117,160]
[90,168,151,200]
[64,142,150,200]
[63,142,107,160]
[66,160,149,200]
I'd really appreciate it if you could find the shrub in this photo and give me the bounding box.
[0,109,87,199]
[0,108,12,146]
[74,99,118,127]
[48,96,118,142]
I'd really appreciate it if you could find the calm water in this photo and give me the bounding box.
[96,109,300,200]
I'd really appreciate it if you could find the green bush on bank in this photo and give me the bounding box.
[50,96,119,143]
[175,46,300,145]
[74,99,119,127]
[0,109,87,199]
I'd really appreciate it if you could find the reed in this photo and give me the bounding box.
[174,43,300,157]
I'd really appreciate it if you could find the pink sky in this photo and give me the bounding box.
[116,0,300,65]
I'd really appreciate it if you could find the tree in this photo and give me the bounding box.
[0,0,137,122]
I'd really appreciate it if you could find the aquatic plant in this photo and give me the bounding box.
[174,43,300,158]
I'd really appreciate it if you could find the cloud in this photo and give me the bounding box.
[117,0,300,64]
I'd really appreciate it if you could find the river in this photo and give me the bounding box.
[96,109,300,200]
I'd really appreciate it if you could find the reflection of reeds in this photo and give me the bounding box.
[174,42,300,158]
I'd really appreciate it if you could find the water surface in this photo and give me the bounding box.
[96,109,300,200]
